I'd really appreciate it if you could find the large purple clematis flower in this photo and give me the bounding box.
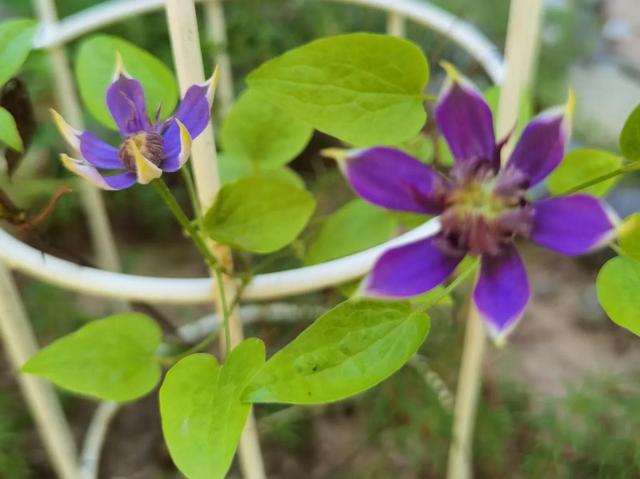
[340,65,617,339]
[51,55,215,190]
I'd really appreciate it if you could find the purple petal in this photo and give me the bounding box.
[530,195,617,255]
[60,154,136,190]
[362,236,464,298]
[434,70,496,168]
[161,119,192,172]
[167,80,213,139]
[79,131,121,169]
[473,244,530,338]
[505,107,568,186]
[341,147,448,214]
[106,73,150,135]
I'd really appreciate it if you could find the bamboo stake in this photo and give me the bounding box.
[204,0,235,116]
[446,1,544,478]
[386,11,407,37]
[164,2,266,478]
[0,265,77,479]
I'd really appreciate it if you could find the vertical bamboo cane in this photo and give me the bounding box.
[0,265,77,479]
[445,1,544,478]
[164,2,266,478]
[386,11,407,37]
[204,0,235,116]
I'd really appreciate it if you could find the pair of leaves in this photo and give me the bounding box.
[75,35,178,129]
[24,300,429,479]
[160,300,429,478]
[0,18,37,153]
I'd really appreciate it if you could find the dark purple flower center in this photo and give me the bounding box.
[118,131,164,171]
[437,165,533,256]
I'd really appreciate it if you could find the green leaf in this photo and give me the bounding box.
[244,300,430,404]
[304,199,398,265]
[204,176,315,253]
[396,134,434,164]
[247,33,429,146]
[22,313,162,402]
[221,89,313,168]
[547,148,622,197]
[0,107,23,151]
[160,340,265,479]
[620,104,640,161]
[218,152,304,188]
[437,136,454,167]
[619,213,640,261]
[596,256,640,336]
[75,35,178,129]
[0,19,36,87]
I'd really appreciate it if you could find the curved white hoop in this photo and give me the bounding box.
[0,219,440,303]
[5,0,503,304]
[33,0,504,83]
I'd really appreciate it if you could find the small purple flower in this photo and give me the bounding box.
[340,64,617,339]
[51,55,215,190]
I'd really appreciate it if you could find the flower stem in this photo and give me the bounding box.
[151,179,222,271]
[151,178,231,353]
[180,165,202,221]
[421,259,478,310]
[559,162,639,196]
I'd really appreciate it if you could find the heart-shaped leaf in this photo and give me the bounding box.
[204,176,315,253]
[596,256,640,336]
[247,33,429,146]
[160,340,265,479]
[0,19,37,87]
[75,35,178,129]
[244,300,430,404]
[220,89,313,169]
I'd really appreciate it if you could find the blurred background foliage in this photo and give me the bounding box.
[0,0,639,477]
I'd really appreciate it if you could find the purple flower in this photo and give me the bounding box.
[51,55,215,190]
[340,64,617,339]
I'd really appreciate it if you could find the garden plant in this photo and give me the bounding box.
[0,0,639,478]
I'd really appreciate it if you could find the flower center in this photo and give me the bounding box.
[118,132,164,171]
[438,174,533,256]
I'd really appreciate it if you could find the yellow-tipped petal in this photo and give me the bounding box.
[201,66,220,106]
[112,50,132,81]
[50,109,81,151]
[60,153,115,190]
[320,147,350,163]
[128,139,162,184]
[175,119,192,168]
[439,61,463,83]
[565,87,576,122]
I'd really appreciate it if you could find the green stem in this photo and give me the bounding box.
[181,165,202,221]
[213,267,232,353]
[152,178,232,354]
[559,162,638,196]
[152,179,222,271]
[421,258,479,310]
